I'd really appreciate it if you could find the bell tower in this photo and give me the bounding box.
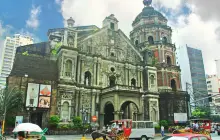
[102,14,118,31]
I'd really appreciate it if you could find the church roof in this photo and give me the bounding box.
[10,54,58,81]
[132,6,167,26]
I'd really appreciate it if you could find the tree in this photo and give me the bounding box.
[0,88,23,131]
[191,107,210,118]
[159,120,169,128]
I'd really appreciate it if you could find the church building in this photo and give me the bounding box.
[7,0,189,128]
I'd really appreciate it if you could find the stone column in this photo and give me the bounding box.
[81,60,85,84]
[92,91,96,116]
[114,112,119,120]
[93,57,97,86]
[74,32,77,48]
[124,64,128,85]
[75,90,79,116]
[99,113,105,128]
[96,92,100,117]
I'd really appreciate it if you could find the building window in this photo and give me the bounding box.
[65,60,72,77]
[166,56,172,65]
[110,67,115,72]
[109,75,116,87]
[150,75,155,88]
[207,81,211,84]
[162,37,167,44]
[171,79,177,91]
[110,22,115,30]
[131,78,136,87]
[62,102,69,121]
[110,52,115,57]
[135,40,139,46]
[148,36,154,44]
[84,71,92,86]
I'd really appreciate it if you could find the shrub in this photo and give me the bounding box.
[159,120,169,128]
[154,124,160,130]
[72,116,82,129]
[57,124,70,130]
[49,115,60,128]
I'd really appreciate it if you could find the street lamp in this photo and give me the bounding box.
[26,106,36,122]
[80,106,89,138]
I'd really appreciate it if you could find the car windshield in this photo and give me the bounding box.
[162,136,188,140]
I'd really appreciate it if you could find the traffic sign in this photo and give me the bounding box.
[92,116,97,122]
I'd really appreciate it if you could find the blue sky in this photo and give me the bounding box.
[0,0,191,43]
[0,0,63,42]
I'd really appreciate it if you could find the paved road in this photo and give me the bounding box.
[6,132,220,140]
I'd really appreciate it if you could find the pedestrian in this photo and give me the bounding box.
[17,131,25,140]
[161,125,165,137]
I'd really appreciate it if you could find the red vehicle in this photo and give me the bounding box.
[162,134,211,140]
[190,119,212,132]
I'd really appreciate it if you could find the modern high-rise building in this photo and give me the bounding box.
[176,45,209,107]
[0,34,33,89]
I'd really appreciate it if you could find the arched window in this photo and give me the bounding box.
[62,102,69,121]
[131,78,136,87]
[167,56,172,65]
[148,36,154,45]
[151,109,157,122]
[84,71,92,86]
[135,40,139,46]
[65,60,72,77]
[109,75,116,87]
[171,79,177,91]
[162,37,167,44]
[150,75,155,85]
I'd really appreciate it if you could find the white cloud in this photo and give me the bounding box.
[56,0,220,74]
[172,14,220,74]
[26,5,41,30]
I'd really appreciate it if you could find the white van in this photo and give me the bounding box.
[130,121,155,140]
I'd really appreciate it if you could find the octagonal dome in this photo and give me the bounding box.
[132,6,167,26]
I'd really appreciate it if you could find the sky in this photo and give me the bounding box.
[0,0,220,75]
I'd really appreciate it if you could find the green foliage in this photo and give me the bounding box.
[159,120,169,128]
[22,51,29,56]
[51,42,62,55]
[72,116,82,128]
[49,115,60,127]
[0,88,23,119]
[57,124,71,130]
[154,124,161,130]
[192,107,210,118]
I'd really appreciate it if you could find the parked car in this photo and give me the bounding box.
[162,134,211,140]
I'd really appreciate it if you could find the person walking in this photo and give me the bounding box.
[161,125,165,137]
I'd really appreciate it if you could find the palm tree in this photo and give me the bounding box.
[0,88,23,133]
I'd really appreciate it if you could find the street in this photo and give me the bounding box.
[6,132,220,140]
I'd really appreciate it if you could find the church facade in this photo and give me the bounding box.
[8,0,189,127]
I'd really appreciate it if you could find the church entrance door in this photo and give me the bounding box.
[120,101,138,120]
[104,102,114,126]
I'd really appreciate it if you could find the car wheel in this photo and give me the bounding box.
[140,136,148,140]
